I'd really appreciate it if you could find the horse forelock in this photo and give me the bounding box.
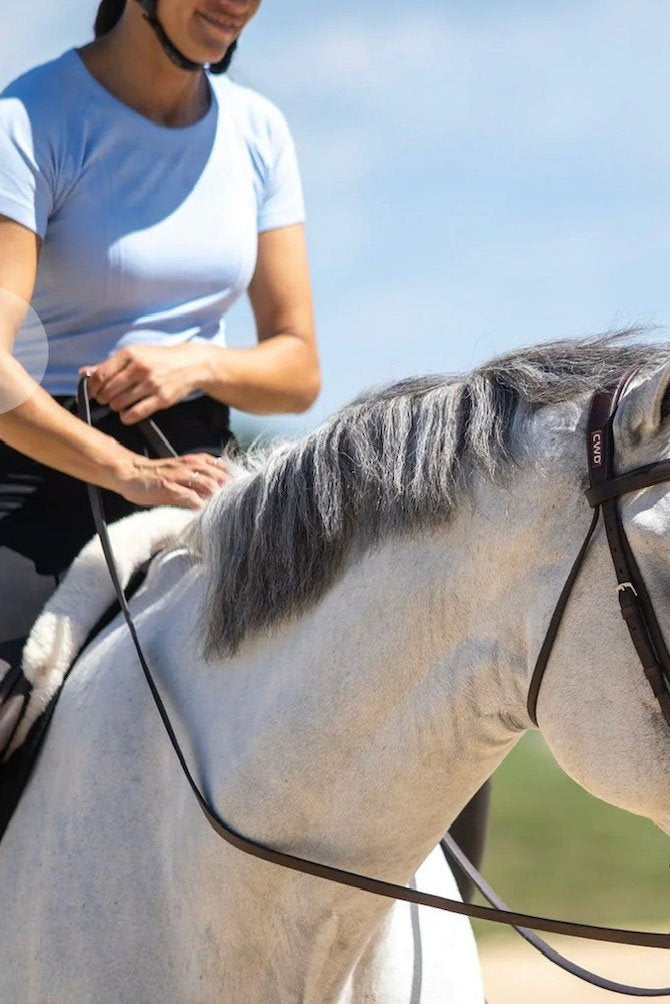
[198,329,670,659]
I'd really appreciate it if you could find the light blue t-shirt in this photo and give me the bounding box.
[0,48,306,395]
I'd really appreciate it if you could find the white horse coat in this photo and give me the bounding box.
[1,340,669,1002]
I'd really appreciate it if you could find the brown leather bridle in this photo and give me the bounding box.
[77,374,670,997]
[528,372,670,729]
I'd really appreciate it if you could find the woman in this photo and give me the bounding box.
[0,0,320,665]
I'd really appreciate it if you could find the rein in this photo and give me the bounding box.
[76,375,670,996]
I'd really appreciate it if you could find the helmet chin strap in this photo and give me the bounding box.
[135,0,207,72]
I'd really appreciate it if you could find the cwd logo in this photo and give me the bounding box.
[591,430,603,466]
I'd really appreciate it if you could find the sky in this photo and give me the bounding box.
[2,0,670,437]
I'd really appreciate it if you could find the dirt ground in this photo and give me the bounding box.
[479,935,670,1004]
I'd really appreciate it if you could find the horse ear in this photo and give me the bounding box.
[617,362,670,439]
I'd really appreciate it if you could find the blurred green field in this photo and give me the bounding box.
[473,732,670,941]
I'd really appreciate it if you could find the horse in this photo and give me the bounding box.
[1,335,669,1003]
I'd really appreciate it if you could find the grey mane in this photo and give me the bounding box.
[197,331,669,658]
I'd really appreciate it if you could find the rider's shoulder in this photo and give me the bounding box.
[0,50,83,146]
[1,51,75,111]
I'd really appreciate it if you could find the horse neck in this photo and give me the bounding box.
[154,474,553,975]
[138,422,602,1001]
[183,407,588,848]
[217,527,523,815]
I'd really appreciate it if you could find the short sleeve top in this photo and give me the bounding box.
[0,49,306,395]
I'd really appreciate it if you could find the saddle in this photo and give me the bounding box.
[0,562,151,843]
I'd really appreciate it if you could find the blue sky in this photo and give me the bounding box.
[3,0,669,436]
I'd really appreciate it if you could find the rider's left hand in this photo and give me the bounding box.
[79,343,209,424]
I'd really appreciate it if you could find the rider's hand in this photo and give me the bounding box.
[111,452,231,510]
[79,343,208,424]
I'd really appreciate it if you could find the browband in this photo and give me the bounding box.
[586,460,670,507]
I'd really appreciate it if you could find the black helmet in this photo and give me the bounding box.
[135,0,236,74]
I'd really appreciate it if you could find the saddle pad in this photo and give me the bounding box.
[0,563,150,844]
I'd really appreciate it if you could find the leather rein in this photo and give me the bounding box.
[76,375,670,997]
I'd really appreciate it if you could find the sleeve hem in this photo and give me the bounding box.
[257,211,306,234]
[0,194,45,239]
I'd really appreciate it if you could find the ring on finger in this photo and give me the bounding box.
[187,470,201,491]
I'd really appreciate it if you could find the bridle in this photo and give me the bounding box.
[528,371,670,729]
[76,373,670,997]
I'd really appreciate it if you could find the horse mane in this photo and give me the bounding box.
[194,330,670,658]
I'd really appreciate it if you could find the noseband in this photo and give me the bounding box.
[528,372,670,728]
[76,374,670,997]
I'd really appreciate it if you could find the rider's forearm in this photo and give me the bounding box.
[196,335,321,415]
[0,350,136,490]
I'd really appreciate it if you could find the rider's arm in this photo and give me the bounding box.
[197,224,321,415]
[0,216,224,507]
[0,216,136,489]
